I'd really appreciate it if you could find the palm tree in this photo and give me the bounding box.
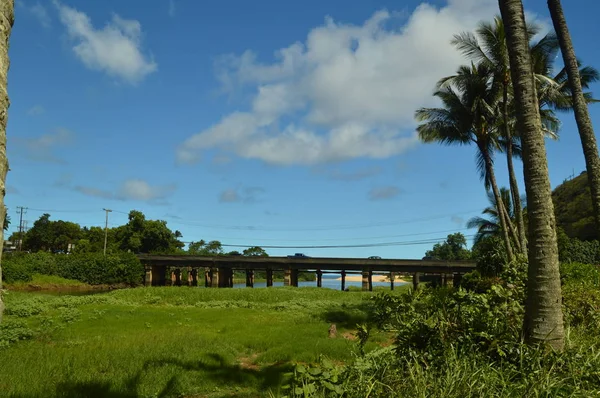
[450,16,599,255]
[0,0,13,325]
[499,0,565,351]
[416,63,515,261]
[467,187,518,246]
[547,0,600,240]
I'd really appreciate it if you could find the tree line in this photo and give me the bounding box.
[7,209,269,258]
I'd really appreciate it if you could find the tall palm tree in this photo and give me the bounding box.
[499,0,565,351]
[450,16,599,255]
[416,63,515,261]
[0,0,13,325]
[548,0,600,240]
[467,187,517,246]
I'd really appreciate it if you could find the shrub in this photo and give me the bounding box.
[557,228,600,265]
[54,252,144,285]
[2,251,144,286]
[472,235,507,276]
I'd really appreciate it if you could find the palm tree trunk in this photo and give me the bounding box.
[0,0,13,325]
[499,0,564,351]
[548,0,600,240]
[504,81,528,253]
[482,148,514,262]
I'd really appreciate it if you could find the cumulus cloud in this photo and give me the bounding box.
[73,179,176,203]
[54,1,157,84]
[117,179,176,201]
[177,0,499,165]
[12,127,73,164]
[368,186,400,201]
[219,186,265,203]
[27,105,45,116]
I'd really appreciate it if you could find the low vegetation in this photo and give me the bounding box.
[0,287,399,397]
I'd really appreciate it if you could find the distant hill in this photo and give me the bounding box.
[552,171,597,241]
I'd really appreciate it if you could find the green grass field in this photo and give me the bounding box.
[0,285,409,397]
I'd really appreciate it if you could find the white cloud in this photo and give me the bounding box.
[54,1,157,84]
[368,186,400,201]
[74,179,176,203]
[177,0,501,166]
[117,179,176,201]
[27,105,45,116]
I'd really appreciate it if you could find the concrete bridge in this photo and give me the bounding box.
[137,254,476,291]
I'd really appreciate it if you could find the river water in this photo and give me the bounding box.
[232,273,408,290]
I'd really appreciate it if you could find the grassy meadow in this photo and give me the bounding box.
[0,285,409,397]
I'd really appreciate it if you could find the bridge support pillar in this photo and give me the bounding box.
[144,265,152,287]
[245,269,254,288]
[266,269,273,287]
[412,272,420,290]
[209,268,219,288]
[292,269,299,287]
[284,268,291,286]
[189,268,198,287]
[341,270,346,291]
[317,270,322,288]
[390,272,395,291]
[362,269,372,291]
[166,268,174,286]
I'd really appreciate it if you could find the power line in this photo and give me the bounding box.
[158,209,482,231]
[180,234,477,249]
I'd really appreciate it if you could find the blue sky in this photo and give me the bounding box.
[5,0,600,258]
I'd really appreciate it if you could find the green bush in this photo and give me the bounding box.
[2,259,33,284]
[557,228,600,264]
[54,252,143,285]
[2,252,144,286]
[472,235,507,276]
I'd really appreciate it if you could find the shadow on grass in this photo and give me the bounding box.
[320,302,375,329]
[13,354,293,398]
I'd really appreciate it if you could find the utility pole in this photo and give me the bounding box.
[103,208,112,256]
[15,206,27,251]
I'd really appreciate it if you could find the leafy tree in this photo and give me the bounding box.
[425,233,471,261]
[243,246,269,257]
[115,210,184,254]
[499,0,564,350]
[188,240,223,256]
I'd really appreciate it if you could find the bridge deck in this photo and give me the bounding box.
[137,254,476,274]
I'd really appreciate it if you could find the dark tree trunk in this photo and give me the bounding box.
[500,0,564,350]
[482,148,514,262]
[548,0,600,241]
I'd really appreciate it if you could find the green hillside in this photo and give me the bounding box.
[552,171,597,241]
